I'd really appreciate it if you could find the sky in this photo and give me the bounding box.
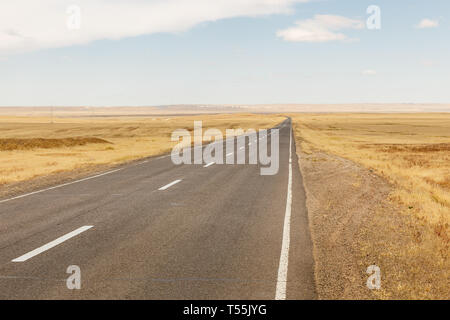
[0,0,449,106]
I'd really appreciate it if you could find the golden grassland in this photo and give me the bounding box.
[0,114,285,186]
[291,113,449,299]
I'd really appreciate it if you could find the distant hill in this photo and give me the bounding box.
[0,104,449,117]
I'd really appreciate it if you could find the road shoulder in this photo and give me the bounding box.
[297,149,449,299]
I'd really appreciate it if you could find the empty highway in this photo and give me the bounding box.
[0,118,316,299]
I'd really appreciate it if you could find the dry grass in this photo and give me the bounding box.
[0,114,285,186]
[0,137,111,151]
[291,113,449,299]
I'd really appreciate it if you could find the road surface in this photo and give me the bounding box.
[0,118,316,299]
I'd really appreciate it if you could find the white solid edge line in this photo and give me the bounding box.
[12,226,93,262]
[203,162,215,168]
[275,123,293,300]
[158,179,182,191]
[226,153,233,156]
[0,169,122,205]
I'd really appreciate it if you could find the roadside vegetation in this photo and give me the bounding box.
[292,113,449,299]
[0,114,284,186]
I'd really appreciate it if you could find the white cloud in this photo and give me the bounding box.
[276,14,364,43]
[416,19,439,29]
[362,69,377,76]
[0,0,309,55]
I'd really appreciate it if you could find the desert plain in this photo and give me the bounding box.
[0,105,448,299]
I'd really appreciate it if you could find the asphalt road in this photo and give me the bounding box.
[0,118,316,299]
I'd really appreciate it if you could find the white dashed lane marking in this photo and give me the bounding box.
[158,179,182,191]
[204,162,215,168]
[12,226,94,262]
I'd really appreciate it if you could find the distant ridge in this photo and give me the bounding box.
[0,104,449,117]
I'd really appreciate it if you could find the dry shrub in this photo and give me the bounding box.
[376,143,450,153]
[0,137,111,151]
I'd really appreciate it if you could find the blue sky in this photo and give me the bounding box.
[0,0,449,106]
